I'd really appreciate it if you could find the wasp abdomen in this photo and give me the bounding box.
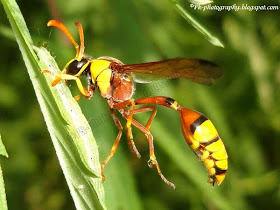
[179,108,228,185]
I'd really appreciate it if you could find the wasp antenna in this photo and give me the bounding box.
[75,21,85,59]
[47,20,80,57]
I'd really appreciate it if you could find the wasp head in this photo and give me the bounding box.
[47,20,89,76]
[65,57,90,75]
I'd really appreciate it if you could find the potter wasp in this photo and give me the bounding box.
[43,20,228,189]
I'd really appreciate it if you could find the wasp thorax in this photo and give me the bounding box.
[66,58,89,75]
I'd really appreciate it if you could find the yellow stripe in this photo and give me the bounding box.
[193,120,217,143]
[211,149,228,160]
[170,101,179,110]
[205,139,224,152]
[63,58,75,70]
[215,159,228,170]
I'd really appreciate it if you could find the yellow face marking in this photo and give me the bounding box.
[193,120,218,143]
[90,60,111,81]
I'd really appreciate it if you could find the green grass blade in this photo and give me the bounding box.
[0,165,8,210]
[167,0,224,47]
[0,135,8,210]
[0,135,8,158]
[1,0,106,209]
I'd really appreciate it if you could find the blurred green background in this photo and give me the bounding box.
[1,0,280,209]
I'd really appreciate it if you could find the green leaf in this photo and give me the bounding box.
[0,135,8,158]
[0,134,8,210]
[1,0,106,209]
[190,0,213,5]
[168,0,224,48]
[0,165,8,210]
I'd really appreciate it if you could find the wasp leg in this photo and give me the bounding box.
[102,106,158,182]
[114,99,157,130]
[122,106,157,158]
[74,74,95,100]
[124,99,142,158]
[73,86,94,100]
[132,106,157,130]
[125,106,157,158]
[42,70,93,99]
[42,69,67,86]
[73,83,95,100]
[101,109,123,182]
[113,104,157,159]
[112,100,157,158]
[112,99,175,188]
[112,99,140,158]
[123,116,176,189]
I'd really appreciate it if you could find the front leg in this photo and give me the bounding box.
[74,78,95,100]
[42,69,93,100]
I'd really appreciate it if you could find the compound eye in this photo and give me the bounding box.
[66,58,88,75]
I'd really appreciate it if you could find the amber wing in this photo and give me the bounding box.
[115,58,223,85]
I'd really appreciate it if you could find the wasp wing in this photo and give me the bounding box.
[115,58,223,85]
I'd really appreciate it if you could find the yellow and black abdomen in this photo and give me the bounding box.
[179,107,228,186]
